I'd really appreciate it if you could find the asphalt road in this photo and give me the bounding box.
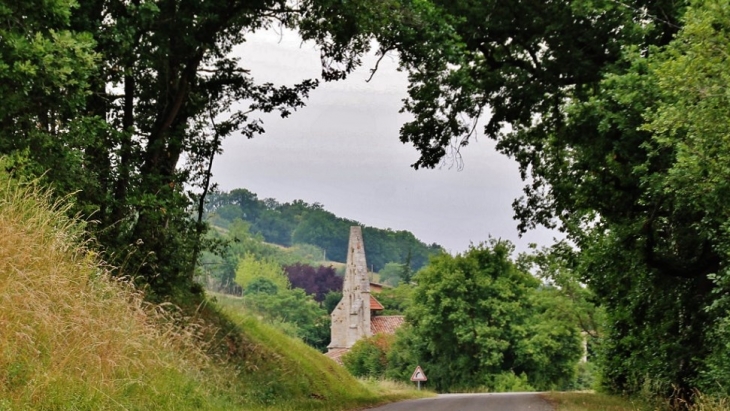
[364,392,554,411]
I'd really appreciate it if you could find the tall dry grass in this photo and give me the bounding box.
[0,173,427,410]
[0,177,214,409]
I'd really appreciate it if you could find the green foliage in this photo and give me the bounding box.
[375,0,730,401]
[244,277,279,295]
[323,291,342,314]
[490,372,535,393]
[572,361,598,391]
[0,0,412,299]
[235,254,290,292]
[566,3,730,396]
[0,0,98,214]
[387,240,582,392]
[518,242,604,359]
[644,11,730,393]
[226,253,331,351]
[379,262,407,286]
[342,334,395,378]
[375,284,414,315]
[384,324,426,383]
[243,287,331,351]
[519,287,585,391]
[201,218,333,295]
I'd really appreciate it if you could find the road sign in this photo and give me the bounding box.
[410,365,427,382]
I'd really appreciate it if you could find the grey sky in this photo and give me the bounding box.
[211,29,558,255]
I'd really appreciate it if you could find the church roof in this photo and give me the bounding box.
[324,348,349,365]
[370,315,405,335]
[370,295,384,310]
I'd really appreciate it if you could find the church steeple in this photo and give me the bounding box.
[328,226,371,350]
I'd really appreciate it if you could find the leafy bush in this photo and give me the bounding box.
[572,362,598,391]
[490,372,535,392]
[342,334,395,378]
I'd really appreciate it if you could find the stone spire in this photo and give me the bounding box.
[328,226,371,350]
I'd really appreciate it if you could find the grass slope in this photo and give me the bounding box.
[0,175,416,410]
[207,293,430,410]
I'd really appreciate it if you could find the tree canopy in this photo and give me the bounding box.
[0,0,396,298]
[373,0,730,398]
[207,188,443,272]
[284,263,342,302]
[388,241,581,392]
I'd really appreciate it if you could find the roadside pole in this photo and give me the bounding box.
[410,365,427,390]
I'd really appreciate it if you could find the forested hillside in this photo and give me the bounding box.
[205,188,443,272]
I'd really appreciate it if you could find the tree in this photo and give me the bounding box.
[291,209,349,261]
[401,248,413,284]
[378,262,405,286]
[244,277,279,296]
[244,285,331,351]
[396,240,581,391]
[517,242,603,342]
[235,254,289,293]
[641,4,730,394]
[0,0,97,189]
[233,254,331,350]
[0,0,402,299]
[374,283,413,315]
[205,188,444,272]
[200,218,284,293]
[323,291,342,315]
[375,0,730,398]
[283,263,342,302]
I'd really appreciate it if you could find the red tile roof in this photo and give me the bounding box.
[370,315,405,335]
[324,348,349,365]
[324,316,406,364]
[370,295,384,310]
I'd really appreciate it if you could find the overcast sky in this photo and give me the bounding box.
[211,29,559,255]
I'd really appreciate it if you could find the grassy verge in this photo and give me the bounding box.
[542,392,654,411]
[206,293,431,410]
[541,392,730,411]
[0,172,424,410]
[0,177,218,410]
[359,378,435,400]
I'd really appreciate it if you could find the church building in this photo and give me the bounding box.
[325,226,404,363]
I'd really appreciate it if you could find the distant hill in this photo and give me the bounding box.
[205,188,443,272]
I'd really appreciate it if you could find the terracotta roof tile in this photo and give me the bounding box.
[324,348,349,365]
[370,295,384,310]
[370,315,405,335]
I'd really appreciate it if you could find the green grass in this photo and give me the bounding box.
[208,293,432,410]
[542,392,730,411]
[0,173,425,410]
[542,392,655,411]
